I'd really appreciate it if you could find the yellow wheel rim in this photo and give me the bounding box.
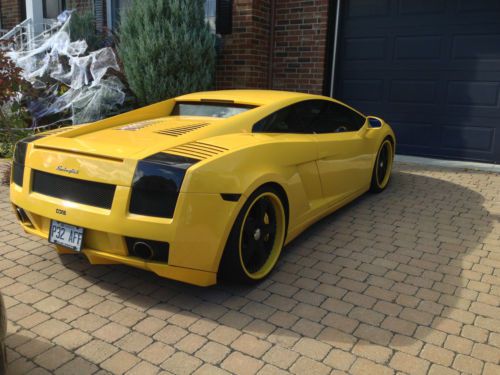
[375,140,393,189]
[238,192,286,280]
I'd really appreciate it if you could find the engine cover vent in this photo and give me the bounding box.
[156,123,208,136]
[117,119,161,131]
[167,141,228,160]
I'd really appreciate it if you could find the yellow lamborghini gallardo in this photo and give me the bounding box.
[10,90,395,286]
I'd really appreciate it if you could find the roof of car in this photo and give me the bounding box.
[175,90,321,106]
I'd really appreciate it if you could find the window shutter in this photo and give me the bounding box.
[94,0,104,30]
[216,0,232,35]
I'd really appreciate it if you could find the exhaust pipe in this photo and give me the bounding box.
[132,241,155,260]
[125,237,169,262]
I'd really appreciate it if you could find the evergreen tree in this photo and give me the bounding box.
[118,0,215,105]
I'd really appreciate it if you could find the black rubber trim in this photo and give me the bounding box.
[143,153,200,167]
[12,161,24,187]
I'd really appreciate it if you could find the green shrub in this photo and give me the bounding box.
[117,0,216,105]
[69,11,102,52]
[0,46,33,159]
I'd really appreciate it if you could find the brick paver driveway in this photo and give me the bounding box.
[1,160,499,375]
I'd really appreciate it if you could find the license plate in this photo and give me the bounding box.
[49,220,84,251]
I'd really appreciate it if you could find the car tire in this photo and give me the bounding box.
[370,138,394,193]
[219,186,287,283]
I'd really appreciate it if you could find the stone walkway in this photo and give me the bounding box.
[1,160,499,374]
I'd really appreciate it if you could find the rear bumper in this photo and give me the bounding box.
[21,223,216,286]
[10,167,242,286]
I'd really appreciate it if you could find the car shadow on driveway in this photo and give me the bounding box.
[3,163,499,373]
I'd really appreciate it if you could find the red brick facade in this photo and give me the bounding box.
[215,0,272,89]
[215,0,330,94]
[271,0,329,93]
[0,0,23,30]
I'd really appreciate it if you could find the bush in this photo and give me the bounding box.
[69,11,103,52]
[0,108,32,159]
[118,0,216,105]
[0,46,33,159]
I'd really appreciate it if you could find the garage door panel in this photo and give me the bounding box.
[394,36,442,60]
[390,80,437,104]
[444,107,500,122]
[452,34,500,60]
[343,38,387,60]
[340,69,444,80]
[447,81,499,107]
[336,0,500,162]
[441,126,494,152]
[457,0,500,13]
[398,0,447,15]
[382,112,499,130]
[346,0,390,18]
[390,122,438,148]
[341,79,384,102]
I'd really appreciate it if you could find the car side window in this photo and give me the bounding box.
[253,100,324,133]
[314,101,366,133]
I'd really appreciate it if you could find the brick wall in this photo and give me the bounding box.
[215,0,330,95]
[215,0,272,89]
[271,0,329,94]
[1,0,23,30]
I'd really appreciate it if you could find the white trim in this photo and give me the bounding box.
[106,0,113,30]
[329,0,341,97]
[25,0,44,35]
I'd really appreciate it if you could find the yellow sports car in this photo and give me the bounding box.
[10,90,395,286]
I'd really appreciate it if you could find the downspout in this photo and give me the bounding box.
[267,0,276,89]
[328,0,341,97]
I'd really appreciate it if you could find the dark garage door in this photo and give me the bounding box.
[334,0,500,163]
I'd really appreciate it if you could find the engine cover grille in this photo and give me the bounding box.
[32,170,116,209]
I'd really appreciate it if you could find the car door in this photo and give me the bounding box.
[313,100,373,204]
[252,100,325,226]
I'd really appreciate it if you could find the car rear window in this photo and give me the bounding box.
[172,101,256,118]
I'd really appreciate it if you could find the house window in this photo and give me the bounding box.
[205,0,216,32]
[43,0,66,19]
[107,0,131,30]
[106,0,219,32]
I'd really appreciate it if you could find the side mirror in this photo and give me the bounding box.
[367,116,383,128]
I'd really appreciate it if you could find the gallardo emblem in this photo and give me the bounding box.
[56,166,79,175]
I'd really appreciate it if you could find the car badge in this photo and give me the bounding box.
[56,166,79,175]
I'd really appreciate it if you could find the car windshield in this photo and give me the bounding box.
[172,101,256,118]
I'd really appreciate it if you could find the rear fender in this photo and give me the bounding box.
[182,134,318,269]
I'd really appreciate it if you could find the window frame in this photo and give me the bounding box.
[171,101,257,118]
[252,99,366,135]
[106,0,219,32]
[252,100,326,134]
[312,100,366,134]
